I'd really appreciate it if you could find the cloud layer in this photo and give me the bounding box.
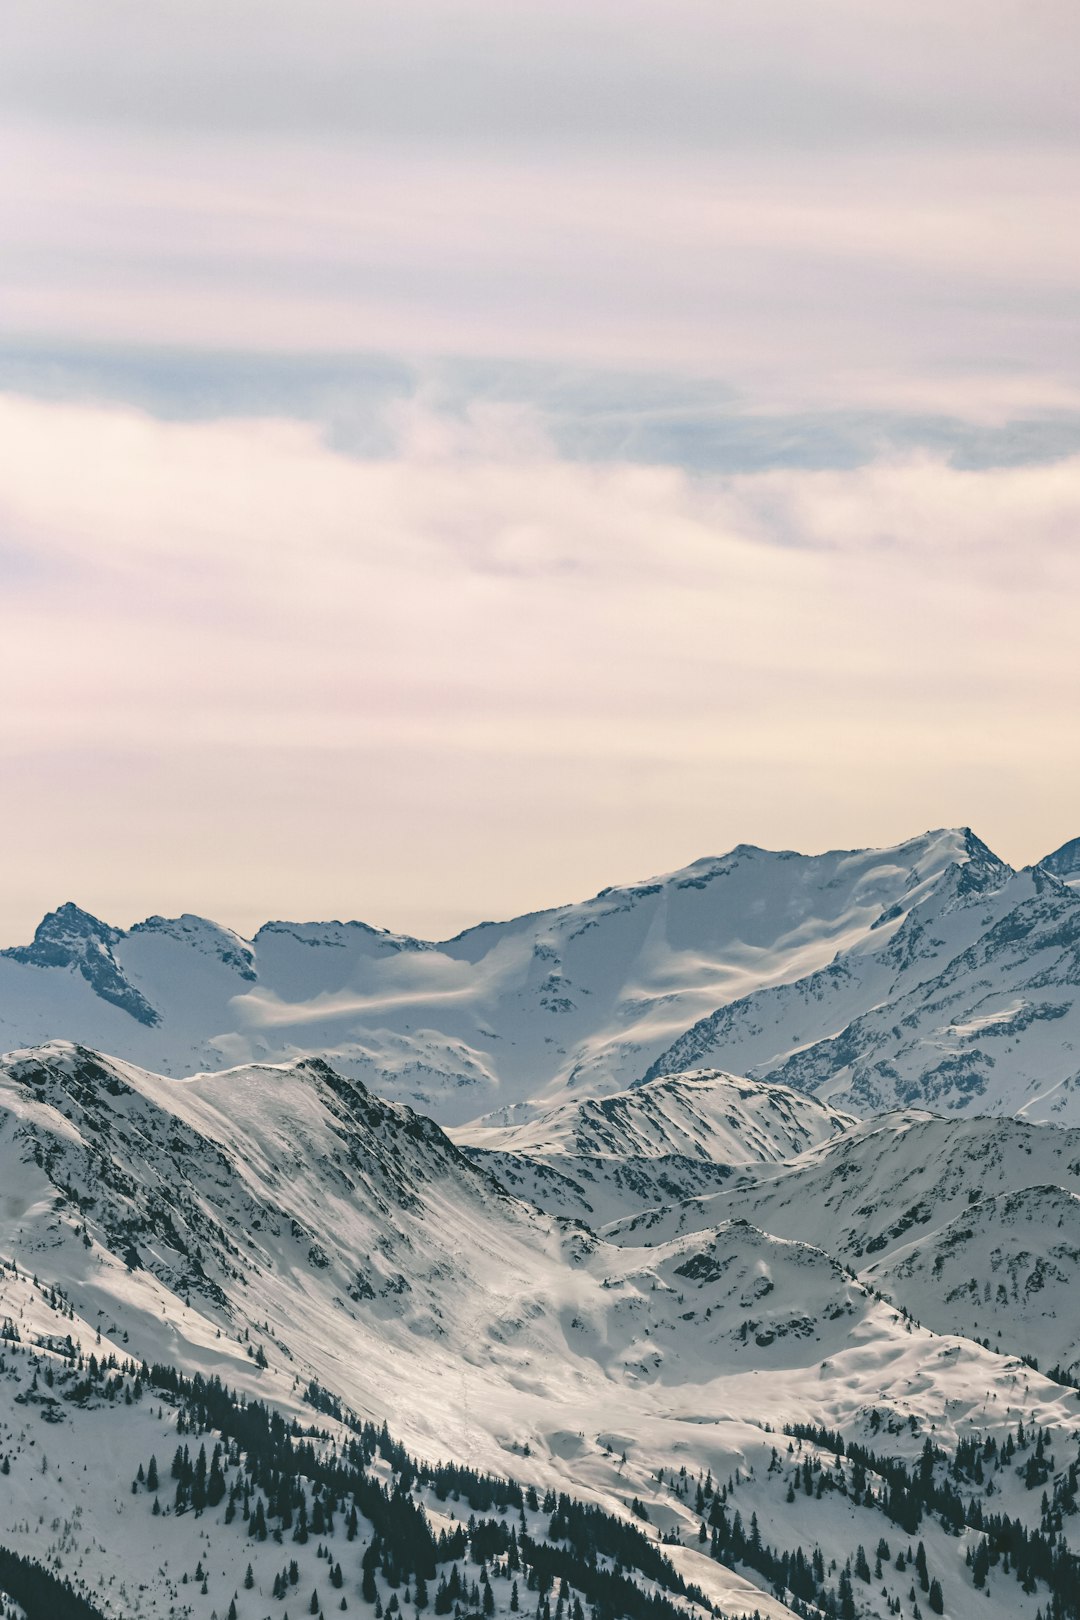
[1,391,1077,941]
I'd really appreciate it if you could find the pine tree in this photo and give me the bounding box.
[193,1445,208,1513]
[972,1540,990,1588]
[208,1447,227,1507]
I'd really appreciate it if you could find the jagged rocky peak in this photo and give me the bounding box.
[253,916,431,954]
[959,825,1009,865]
[6,899,119,958]
[129,911,258,978]
[2,902,160,1026]
[2,1037,133,1099]
[949,825,1013,894]
[1040,835,1080,888]
[0,1041,500,1266]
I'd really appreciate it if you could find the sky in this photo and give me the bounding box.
[1,0,1079,944]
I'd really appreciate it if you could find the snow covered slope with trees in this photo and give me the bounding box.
[5,1044,1080,1618]
[9,828,1080,1124]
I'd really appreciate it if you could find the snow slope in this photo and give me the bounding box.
[452,1071,853,1226]
[643,853,1080,1119]
[602,1109,1080,1379]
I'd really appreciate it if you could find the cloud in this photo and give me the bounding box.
[3,2,1078,147]
[0,390,1077,942]
[2,4,1078,446]
[1,3,1077,941]
[4,121,1080,434]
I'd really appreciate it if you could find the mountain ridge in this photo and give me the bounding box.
[2,826,1079,1126]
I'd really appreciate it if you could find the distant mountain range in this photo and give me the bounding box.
[3,827,1080,1125]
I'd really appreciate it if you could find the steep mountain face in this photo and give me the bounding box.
[454,1070,853,1225]
[1,1043,1075,1433]
[3,901,160,1026]
[644,853,1080,1120]
[0,1040,561,1391]
[0,1044,1064,1433]
[459,1070,853,1162]
[1040,835,1080,888]
[4,1044,1080,1620]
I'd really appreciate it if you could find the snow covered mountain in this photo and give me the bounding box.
[643,847,1080,1121]
[0,1042,972,1458]
[6,829,1080,1616]
[5,1043,1080,1619]
[6,826,1080,1126]
[453,1071,853,1225]
[599,1109,1080,1382]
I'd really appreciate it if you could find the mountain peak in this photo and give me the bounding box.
[129,911,258,978]
[3,902,159,1027]
[25,899,119,944]
[958,825,1009,868]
